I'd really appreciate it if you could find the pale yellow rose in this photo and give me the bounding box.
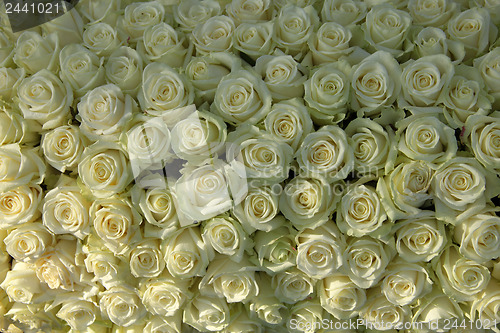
[412,27,465,65]
[192,15,235,55]
[13,31,59,75]
[184,295,231,332]
[105,46,144,97]
[360,289,410,331]
[321,0,367,26]
[0,144,46,191]
[129,238,164,278]
[41,125,86,172]
[83,23,121,57]
[99,285,146,327]
[408,0,457,28]
[464,114,500,174]
[251,224,297,273]
[173,0,221,33]
[234,22,275,60]
[77,0,121,25]
[0,262,43,304]
[0,184,42,229]
[272,268,315,304]
[0,67,24,101]
[318,274,366,320]
[119,1,165,43]
[56,299,97,331]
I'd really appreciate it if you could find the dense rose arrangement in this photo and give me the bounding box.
[0,0,499,332]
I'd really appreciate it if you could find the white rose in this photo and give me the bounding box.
[342,236,393,288]
[4,222,54,262]
[13,31,59,75]
[296,125,354,182]
[408,0,457,28]
[16,69,73,130]
[296,221,346,279]
[251,224,297,273]
[304,61,351,124]
[105,46,144,97]
[120,1,165,43]
[144,314,182,333]
[41,125,86,172]
[447,7,497,61]
[0,107,39,146]
[136,22,188,68]
[99,285,146,327]
[337,184,388,238]
[394,212,447,262]
[412,288,464,331]
[377,160,434,220]
[464,114,500,174]
[364,5,412,57]
[212,69,271,125]
[255,54,307,101]
[345,118,396,176]
[234,22,275,60]
[0,31,14,67]
[201,215,250,263]
[0,67,24,100]
[381,259,432,306]
[77,0,121,25]
[59,44,105,98]
[129,239,164,278]
[307,22,354,66]
[473,0,500,25]
[321,0,367,26]
[191,15,235,55]
[471,280,500,330]
[0,184,42,229]
[138,271,191,317]
[359,290,410,331]
[42,7,84,47]
[138,62,194,125]
[412,27,465,65]
[474,47,500,108]
[318,274,366,320]
[183,295,231,332]
[42,177,91,239]
[224,308,263,333]
[287,300,324,333]
[280,176,338,230]
[272,268,315,304]
[173,0,221,33]
[91,197,142,255]
[226,124,293,183]
[0,144,46,191]
[56,299,97,331]
[83,23,121,57]
[78,142,133,198]
[162,226,212,278]
[226,0,272,24]
[433,245,490,302]
[0,262,43,304]
[249,273,289,325]
[83,248,129,289]
[441,65,492,128]
[350,51,402,115]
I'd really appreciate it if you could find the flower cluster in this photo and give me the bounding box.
[0,0,499,332]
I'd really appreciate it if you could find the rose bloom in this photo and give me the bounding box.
[41,125,86,173]
[99,285,146,327]
[0,67,24,100]
[412,27,465,65]
[287,300,324,333]
[173,0,221,33]
[407,0,457,28]
[0,184,42,229]
[249,273,289,325]
[0,144,46,191]
[77,0,120,25]
[191,15,235,55]
[0,107,39,147]
[412,288,464,331]
[252,224,297,273]
[272,268,315,304]
[321,0,367,27]
[56,299,97,331]
[360,289,410,330]
[318,274,366,320]
[471,280,500,330]
[464,114,500,174]
[307,22,353,66]
[119,1,165,43]
[183,295,231,332]
[233,22,275,60]
[4,222,54,262]
[0,261,43,304]
[82,23,121,57]
[105,46,144,97]
[226,0,272,24]
[13,31,59,74]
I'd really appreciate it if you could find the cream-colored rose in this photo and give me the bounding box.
[263,98,313,151]
[91,197,142,255]
[249,273,289,325]
[234,22,275,60]
[350,51,402,115]
[83,248,129,289]
[162,226,212,278]
[318,274,366,320]
[453,208,500,263]
[199,256,258,303]
[304,61,351,124]
[59,44,105,98]
[471,280,500,330]
[337,184,388,238]
[56,299,97,331]
[296,125,354,182]
[144,314,182,333]
[0,262,43,304]
[441,65,492,128]
[474,47,500,108]
[382,259,432,306]
[212,69,272,125]
[99,285,146,327]
[308,22,354,66]
[138,62,194,125]
[226,125,293,183]
[128,239,164,278]
[273,0,319,9]
[464,114,500,174]
[364,5,412,57]
[41,4,84,46]
[43,177,91,239]
[139,271,191,317]
[287,300,324,333]
[408,0,457,27]
[173,0,221,33]
[280,176,338,230]
[255,54,307,101]
[473,0,500,25]
[359,289,410,331]
[13,31,59,75]
[41,125,86,173]
[345,118,395,176]
[0,184,42,229]
[272,268,315,304]
[0,31,14,67]
[412,288,464,331]
[434,245,490,302]
[224,308,263,333]
[342,236,393,288]
[83,23,121,57]
[183,295,231,332]
[377,160,434,220]
[412,27,465,65]
[136,22,188,68]
[321,0,367,26]
[0,107,39,146]
[4,222,53,262]
[0,67,24,100]
[191,15,235,55]
[105,46,144,97]
[447,7,497,61]
[17,70,73,130]
[296,221,346,279]
[78,142,133,198]
[226,0,272,24]
[78,0,121,25]
[201,215,250,263]
[119,1,165,43]
[394,212,447,262]
[0,144,46,191]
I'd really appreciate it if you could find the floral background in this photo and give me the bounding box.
[0,0,499,332]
